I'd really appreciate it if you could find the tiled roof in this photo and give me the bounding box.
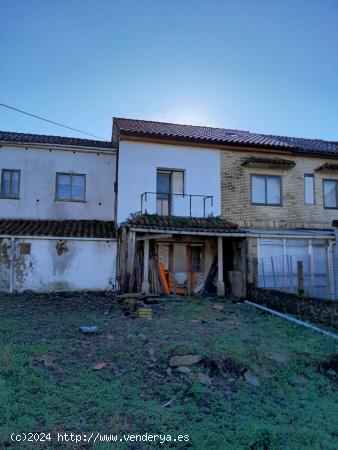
[126,214,238,233]
[114,118,338,157]
[315,163,338,172]
[0,131,116,149]
[0,220,116,238]
[241,156,296,168]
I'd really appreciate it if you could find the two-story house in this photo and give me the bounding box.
[0,131,117,292]
[112,118,338,299]
[1,119,337,298]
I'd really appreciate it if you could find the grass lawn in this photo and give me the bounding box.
[0,292,337,449]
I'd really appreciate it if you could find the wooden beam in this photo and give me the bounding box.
[136,234,172,241]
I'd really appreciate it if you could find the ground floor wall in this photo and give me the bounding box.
[0,237,117,293]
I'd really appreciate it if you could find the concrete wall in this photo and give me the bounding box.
[117,140,221,224]
[0,144,116,220]
[0,237,117,292]
[221,149,338,229]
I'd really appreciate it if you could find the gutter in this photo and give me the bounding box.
[128,227,247,237]
[0,141,117,155]
[0,235,117,242]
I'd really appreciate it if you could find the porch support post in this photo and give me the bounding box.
[141,239,150,294]
[217,236,225,297]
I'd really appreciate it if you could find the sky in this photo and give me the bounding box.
[0,0,338,141]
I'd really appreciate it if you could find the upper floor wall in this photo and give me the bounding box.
[0,144,116,221]
[221,149,338,229]
[117,140,221,224]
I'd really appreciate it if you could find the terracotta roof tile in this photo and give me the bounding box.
[0,220,116,238]
[114,118,338,157]
[126,214,238,233]
[0,131,116,150]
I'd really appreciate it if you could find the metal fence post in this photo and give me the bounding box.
[297,260,304,295]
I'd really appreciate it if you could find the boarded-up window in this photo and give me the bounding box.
[20,243,31,255]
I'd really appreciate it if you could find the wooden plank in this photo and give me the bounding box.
[136,234,172,241]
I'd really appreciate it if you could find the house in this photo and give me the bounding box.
[0,131,117,292]
[1,119,338,298]
[112,118,338,299]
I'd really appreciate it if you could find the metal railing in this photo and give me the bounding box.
[140,192,214,217]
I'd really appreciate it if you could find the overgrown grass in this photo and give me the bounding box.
[0,293,337,449]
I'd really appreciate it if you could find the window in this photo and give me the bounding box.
[56,173,86,201]
[251,175,281,205]
[190,245,204,273]
[156,169,184,215]
[304,174,315,204]
[0,169,20,199]
[323,179,338,209]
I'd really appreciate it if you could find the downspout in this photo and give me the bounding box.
[9,237,15,293]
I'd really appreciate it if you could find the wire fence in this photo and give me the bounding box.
[257,253,337,301]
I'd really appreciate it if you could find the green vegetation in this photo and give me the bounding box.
[0,292,337,449]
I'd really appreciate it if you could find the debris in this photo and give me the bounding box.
[162,398,174,407]
[138,307,153,319]
[213,303,224,311]
[243,370,261,387]
[93,362,107,370]
[37,355,58,369]
[195,372,212,386]
[169,354,202,367]
[269,352,287,365]
[106,334,114,341]
[79,326,99,334]
[166,367,172,376]
[135,301,146,309]
[203,356,246,378]
[176,366,191,375]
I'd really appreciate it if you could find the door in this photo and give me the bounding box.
[157,171,171,215]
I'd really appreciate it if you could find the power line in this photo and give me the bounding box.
[0,102,106,140]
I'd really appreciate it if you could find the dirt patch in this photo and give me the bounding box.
[202,356,246,378]
[317,353,338,382]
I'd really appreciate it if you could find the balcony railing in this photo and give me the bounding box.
[140,192,214,218]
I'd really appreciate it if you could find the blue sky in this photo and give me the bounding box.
[0,0,337,141]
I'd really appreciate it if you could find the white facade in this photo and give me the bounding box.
[0,144,116,220]
[117,140,222,224]
[0,237,117,292]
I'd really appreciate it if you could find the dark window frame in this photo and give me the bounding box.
[304,173,315,205]
[55,172,86,202]
[250,174,282,206]
[323,179,338,209]
[156,168,185,216]
[0,169,21,199]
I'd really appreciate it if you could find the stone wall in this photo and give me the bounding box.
[249,287,338,330]
[221,148,338,229]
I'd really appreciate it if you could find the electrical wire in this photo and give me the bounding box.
[0,102,106,140]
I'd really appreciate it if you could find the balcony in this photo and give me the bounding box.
[140,192,214,218]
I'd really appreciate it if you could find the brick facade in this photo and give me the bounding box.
[221,149,338,229]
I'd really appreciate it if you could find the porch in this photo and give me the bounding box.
[117,214,247,298]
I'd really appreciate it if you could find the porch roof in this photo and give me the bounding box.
[0,219,117,239]
[125,214,241,236]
